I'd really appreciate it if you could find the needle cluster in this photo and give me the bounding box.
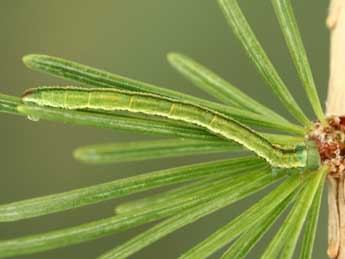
[0,0,331,258]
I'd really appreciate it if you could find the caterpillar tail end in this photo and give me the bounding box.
[21,88,40,103]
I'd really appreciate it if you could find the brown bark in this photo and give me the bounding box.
[327,0,345,258]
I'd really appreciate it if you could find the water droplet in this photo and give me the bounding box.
[27,115,40,122]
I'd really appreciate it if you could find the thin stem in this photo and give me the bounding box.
[328,176,340,258]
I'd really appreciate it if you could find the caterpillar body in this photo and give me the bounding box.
[22,86,320,170]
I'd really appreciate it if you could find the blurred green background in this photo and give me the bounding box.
[0,1,330,258]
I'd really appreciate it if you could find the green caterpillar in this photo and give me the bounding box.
[22,86,320,170]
